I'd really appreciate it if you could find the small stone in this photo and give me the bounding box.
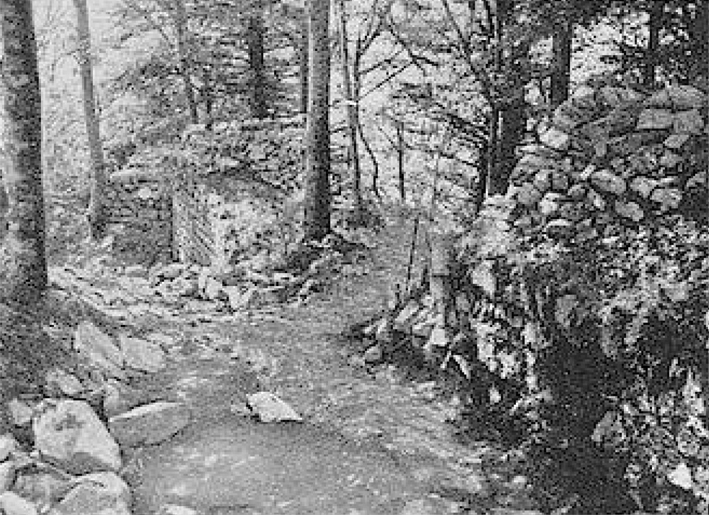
[246,392,303,423]
[0,491,37,515]
[614,201,644,222]
[119,335,166,374]
[659,151,683,168]
[157,262,187,280]
[108,401,190,447]
[544,219,575,238]
[532,169,552,193]
[202,277,223,301]
[51,472,130,515]
[13,468,71,509]
[586,189,606,211]
[74,322,123,378]
[0,461,15,493]
[636,108,675,131]
[599,86,644,108]
[515,183,543,207]
[160,505,198,515]
[651,188,682,210]
[400,498,439,515]
[630,176,659,198]
[591,170,626,196]
[0,434,17,462]
[550,170,569,192]
[33,400,121,475]
[664,133,691,150]
[393,300,421,332]
[538,193,564,217]
[568,184,587,200]
[363,345,384,365]
[687,172,707,189]
[667,84,707,110]
[539,127,570,151]
[673,109,705,135]
[44,368,84,398]
[7,399,34,427]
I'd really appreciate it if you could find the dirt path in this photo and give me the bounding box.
[67,216,535,515]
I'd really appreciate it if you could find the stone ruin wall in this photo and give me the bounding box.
[478,83,708,241]
[104,168,173,265]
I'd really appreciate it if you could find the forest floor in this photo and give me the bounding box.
[55,214,537,515]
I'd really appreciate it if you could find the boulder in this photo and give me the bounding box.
[119,335,166,374]
[102,379,160,419]
[246,392,303,423]
[0,492,37,515]
[538,193,564,217]
[7,399,34,427]
[74,322,123,378]
[667,84,707,110]
[156,262,187,281]
[202,277,223,301]
[650,188,682,210]
[363,345,384,365]
[33,400,121,475]
[13,469,71,509]
[515,184,543,207]
[49,472,130,515]
[108,401,190,447]
[629,176,659,198]
[544,219,575,238]
[673,109,705,135]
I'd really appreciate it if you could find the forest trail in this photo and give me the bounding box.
[70,214,533,515]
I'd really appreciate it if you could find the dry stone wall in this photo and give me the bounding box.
[495,83,709,241]
[105,168,173,265]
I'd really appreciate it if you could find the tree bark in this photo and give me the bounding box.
[643,0,664,87]
[0,0,47,304]
[172,0,198,124]
[302,0,331,241]
[73,0,108,240]
[298,17,309,115]
[550,19,572,109]
[337,0,363,220]
[247,6,269,119]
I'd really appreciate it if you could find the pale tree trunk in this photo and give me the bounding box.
[643,0,664,87]
[172,0,198,124]
[73,0,108,240]
[0,0,47,304]
[550,18,572,109]
[247,5,268,119]
[337,0,363,221]
[302,0,331,241]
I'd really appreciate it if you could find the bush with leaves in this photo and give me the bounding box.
[454,213,709,513]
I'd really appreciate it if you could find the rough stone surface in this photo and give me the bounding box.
[108,401,190,447]
[44,368,84,398]
[33,400,121,475]
[0,461,15,493]
[13,469,71,510]
[0,434,18,462]
[49,472,131,515]
[0,491,38,515]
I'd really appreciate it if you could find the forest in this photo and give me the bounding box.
[0,0,706,514]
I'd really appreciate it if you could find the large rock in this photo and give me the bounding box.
[13,469,72,510]
[74,322,123,378]
[539,127,571,151]
[636,108,675,130]
[49,472,130,515]
[119,335,166,373]
[0,491,38,515]
[108,401,190,447]
[667,84,707,110]
[614,201,644,222]
[629,176,659,198]
[44,368,84,398]
[33,400,121,475]
[102,379,160,418]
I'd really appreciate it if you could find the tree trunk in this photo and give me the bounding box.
[0,0,47,304]
[173,0,198,124]
[302,0,331,242]
[643,0,664,87]
[337,0,363,221]
[73,0,108,240]
[247,6,269,119]
[550,19,572,109]
[298,17,309,115]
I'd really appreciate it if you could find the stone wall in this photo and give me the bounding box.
[105,168,173,265]
[494,83,708,240]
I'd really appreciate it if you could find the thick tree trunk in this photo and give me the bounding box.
[302,0,331,241]
[247,8,269,119]
[73,0,108,240]
[337,0,363,221]
[643,0,664,87]
[173,0,198,124]
[550,19,572,109]
[0,0,47,304]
